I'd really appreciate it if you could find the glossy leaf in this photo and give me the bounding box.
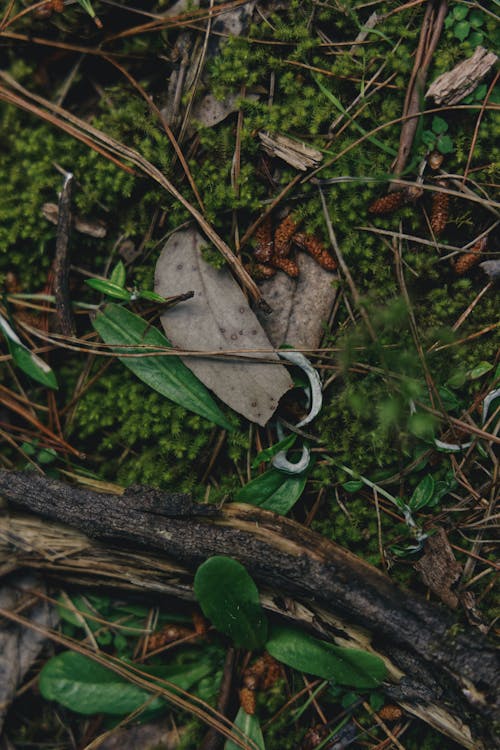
[39,650,214,716]
[9,340,58,389]
[194,556,268,650]
[138,289,167,302]
[468,361,493,380]
[431,116,448,134]
[92,303,232,430]
[109,261,126,288]
[265,624,387,689]
[234,467,307,515]
[436,134,454,154]
[225,707,265,750]
[251,434,297,468]
[342,480,364,493]
[454,20,470,40]
[85,278,132,301]
[408,475,435,511]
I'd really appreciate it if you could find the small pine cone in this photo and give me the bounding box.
[293,232,337,271]
[274,214,301,257]
[454,252,482,275]
[261,654,281,690]
[271,256,300,277]
[430,181,449,236]
[254,215,274,263]
[246,262,276,279]
[378,705,403,722]
[239,687,256,715]
[368,191,408,215]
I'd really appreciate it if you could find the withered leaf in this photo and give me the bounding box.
[154,229,293,426]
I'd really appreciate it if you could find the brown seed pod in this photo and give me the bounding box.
[254,215,274,263]
[454,238,486,275]
[430,182,449,236]
[245,262,277,280]
[242,672,259,691]
[293,232,337,271]
[428,150,444,171]
[147,624,194,651]
[239,687,256,715]
[274,214,301,257]
[368,190,410,215]
[378,704,404,722]
[271,256,300,277]
[260,654,281,689]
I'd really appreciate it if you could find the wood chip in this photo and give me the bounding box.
[426,47,498,105]
[258,131,323,171]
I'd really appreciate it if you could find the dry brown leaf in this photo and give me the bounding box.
[155,229,293,426]
[414,527,462,609]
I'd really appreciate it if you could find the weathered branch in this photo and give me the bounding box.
[0,471,498,749]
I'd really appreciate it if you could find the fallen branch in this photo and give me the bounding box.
[0,471,498,749]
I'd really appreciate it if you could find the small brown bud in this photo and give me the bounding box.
[430,182,449,236]
[293,232,337,271]
[454,238,486,275]
[271,256,300,277]
[368,191,409,215]
[253,215,274,263]
[239,687,256,715]
[274,214,301,257]
[428,150,444,170]
[378,704,404,722]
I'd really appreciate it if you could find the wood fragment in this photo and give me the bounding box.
[0,471,498,750]
[426,47,499,105]
[42,202,107,238]
[258,131,323,171]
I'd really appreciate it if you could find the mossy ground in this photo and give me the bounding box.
[1,1,498,748]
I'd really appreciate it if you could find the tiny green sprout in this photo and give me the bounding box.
[444,4,485,45]
[421,115,454,155]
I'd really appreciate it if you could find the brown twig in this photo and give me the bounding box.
[54,172,76,337]
[390,0,448,187]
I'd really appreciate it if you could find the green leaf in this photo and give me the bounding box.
[85,279,132,301]
[431,116,448,134]
[468,30,484,46]
[408,475,435,511]
[39,652,164,715]
[266,624,386,689]
[194,557,268,650]
[37,448,57,465]
[137,289,167,302]
[342,480,364,493]
[468,361,493,379]
[251,434,297,468]
[92,304,232,430]
[452,5,469,20]
[225,707,265,750]
[454,20,470,40]
[436,134,454,154]
[109,261,126,288]
[39,650,215,717]
[9,340,58,389]
[234,468,307,515]
[468,9,484,28]
[421,130,437,148]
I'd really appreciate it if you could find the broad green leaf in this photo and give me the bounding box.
[452,5,468,20]
[468,361,493,379]
[431,116,448,134]
[8,339,58,389]
[265,624,387,689]
[408,475,435,511]
[138,289,167,302]
[234,468,307,515]
[92,303,232,430]
[436,134,454,154]
[85,278,132,301]
[468,30,484,46]
[469,9,484,28]
[421,130,437,148]
[342,480,364,493]
[454,20,470,40]
[109,261,126,288]
[225,707,265,750]
[39,650,214,716]
[194,557,268,650]
[251,434,297,468]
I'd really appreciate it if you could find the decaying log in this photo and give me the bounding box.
[0,471,498,749]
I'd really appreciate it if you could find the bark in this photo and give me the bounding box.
[0,470,498,749]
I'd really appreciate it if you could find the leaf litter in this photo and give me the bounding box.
[155,228,293,426]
